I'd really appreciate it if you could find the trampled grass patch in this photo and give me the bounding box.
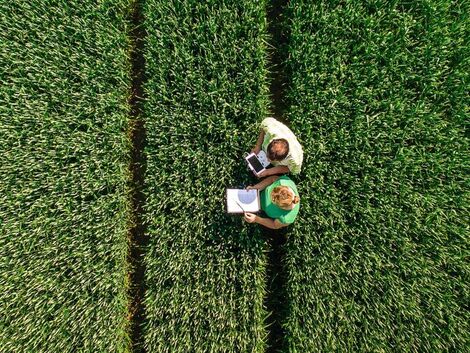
[283,0,469,351]
[142,0,270,352]
[0,1,132,352]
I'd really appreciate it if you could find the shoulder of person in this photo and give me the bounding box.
[277,215,292,225]
[287,158,302,175]
[289,138,304,156]
[279,175,299,192]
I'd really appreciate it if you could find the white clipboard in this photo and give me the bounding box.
[226,189,260,213]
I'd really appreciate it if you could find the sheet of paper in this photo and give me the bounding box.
[256,150,270,167]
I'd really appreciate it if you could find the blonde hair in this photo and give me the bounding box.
[271,186,300,208]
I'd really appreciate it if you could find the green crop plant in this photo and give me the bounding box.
[282,0,469,352]
[3,0,467,352]
[0,1,132,352]
[142,0,271,352]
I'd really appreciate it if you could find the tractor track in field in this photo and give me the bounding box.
[267,0,290,126]
[264,0,290,352]
[262,226,288,353]
[127,0,148,352]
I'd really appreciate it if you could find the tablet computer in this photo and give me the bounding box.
[245,151,270,176]
[246,153,265,175]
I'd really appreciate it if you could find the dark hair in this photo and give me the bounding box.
[267,138,289,161]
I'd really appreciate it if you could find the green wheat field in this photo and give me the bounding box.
[0,0,468,352]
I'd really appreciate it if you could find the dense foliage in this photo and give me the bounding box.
[0,1,132,352]
[283,0,469,351]
[2,1,468,352]
[142,0,270,352]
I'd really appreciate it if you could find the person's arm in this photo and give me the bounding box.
[246,175,279,191]
[257,165,289,178]
[251,129,265,154]
[244,213,289,229]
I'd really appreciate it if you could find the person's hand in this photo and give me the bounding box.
[244,213,257,223]
[256,170,269,178]
[246,185,255,190]
[251,145,261,155]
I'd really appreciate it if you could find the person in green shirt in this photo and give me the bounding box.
[251,117,303,177]
[243,175,300,229]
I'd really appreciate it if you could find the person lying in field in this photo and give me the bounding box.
[251,117,303,177]
[243,175,300,229]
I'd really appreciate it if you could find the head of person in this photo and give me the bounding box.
[267,138,289,162]
[271,185,300,210]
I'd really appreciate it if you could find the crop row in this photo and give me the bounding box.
[0,1,132,352]
[282,1,469,352]
[141,0,270,352]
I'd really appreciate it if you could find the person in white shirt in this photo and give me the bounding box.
[251,117,303,177]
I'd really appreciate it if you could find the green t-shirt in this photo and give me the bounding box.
[260,175,300,224]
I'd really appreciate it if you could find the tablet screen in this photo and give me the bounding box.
[247,155,264,173]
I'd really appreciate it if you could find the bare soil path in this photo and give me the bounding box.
[127,1,148,352]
